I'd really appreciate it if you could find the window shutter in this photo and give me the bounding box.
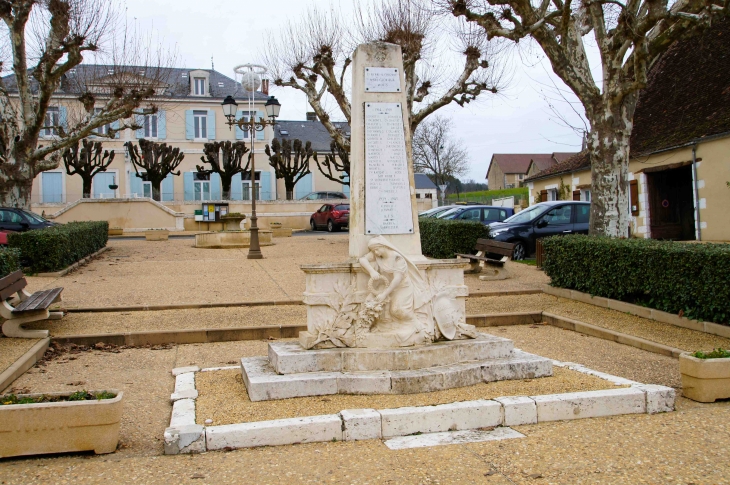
[158,111,167,139]
[572,190,581,201]
[207,110,216,140]
[256,111,265,140]
[58,107,68,131]
[294,172,313,199]
[260,171,272,200]
[210,172,221,200]
[235,110,246,140]
[41,172,63,203]
[161,173,174,201]
[136,114,145,139]
[540,190,548,202]
[630,180,639,215]
[130,172,143,196]
[342,174,350,198]
[183,172,194,200]
[185,110,194,140]
[230,172,243,200]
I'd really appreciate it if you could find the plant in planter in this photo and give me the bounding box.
[680,349,730,402]
[0,389,123,457]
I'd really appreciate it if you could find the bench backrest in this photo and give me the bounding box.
[474,238,515,257]
[0,270,27,301]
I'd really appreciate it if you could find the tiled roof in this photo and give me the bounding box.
[274,120,350,152]
[631,18,730,155]
[1,65,269,101]
[487,152,578,178]
[414,173,437,190]
[525,151,590,182]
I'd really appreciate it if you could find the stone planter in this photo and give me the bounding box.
[679,352,730,402]
[0,390,124,457]
[271,227,293,238]
[194,230,273,249]
[221,216,246,231]
[145,230,169,241]
[108,228,123,236]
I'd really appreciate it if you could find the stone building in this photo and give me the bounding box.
[486,153,576,190]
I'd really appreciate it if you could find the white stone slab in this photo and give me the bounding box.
[633,384,676,414]
[172,366,200,376]
[384,427,525,450]
[170,389,198,402]
[338,372,392,395]
[241,357,338,402]
[201,366,239,372]
[566,364,639,386]
[169,398,196,427]
[494,396,537,426]
[533,388,646,422]
[341,409,382,441]
[164,424,205,455]
[174,372,196,393]
[482,351,553,382]
[205,415,343,450]
[379,400,502,438]
[364,102,413,235]
[364,67,401,93]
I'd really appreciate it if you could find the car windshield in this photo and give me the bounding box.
[502,205,549,224]
[334,204,349,211]
[21,210,47,223]
[436,208,461,219]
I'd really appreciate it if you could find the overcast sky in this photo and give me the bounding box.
[122,0,588,181]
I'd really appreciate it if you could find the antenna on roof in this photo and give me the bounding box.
[211,56,214,71]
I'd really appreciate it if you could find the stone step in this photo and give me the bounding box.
[268,334,515,375]
[241,350,552,402]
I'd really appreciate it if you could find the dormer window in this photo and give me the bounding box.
[68,69,76,75]
[182,72,188,78]
[194,78,206,95]
[218,82,224,88]
[107,69,114,75]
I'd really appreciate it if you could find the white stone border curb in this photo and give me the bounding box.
[163,362,675,454]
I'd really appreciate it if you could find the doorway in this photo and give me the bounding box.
[646,165,696,240]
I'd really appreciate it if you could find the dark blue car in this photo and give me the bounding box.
[436,205,514,225]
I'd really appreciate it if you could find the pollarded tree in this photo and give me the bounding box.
[62,139,115,198]
[197,141,251,200]
[265,138,313,200]
[313,140,350,187]
[125,139,183,201]
[446,0,728,236]
[412,115,469,188]
[0,0,174,208]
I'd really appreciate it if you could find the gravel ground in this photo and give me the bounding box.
[195,367,619,425]
[464,261,550,293]
[467,294,730,352]
[0,338,40,376]
[1,330,728,484]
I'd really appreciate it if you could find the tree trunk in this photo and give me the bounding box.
[151,182,161,202]
[221,176,231,201]
[0,178,33,209]
[82,178,92,199]
[285,180,295,200]
[587,104,633,237]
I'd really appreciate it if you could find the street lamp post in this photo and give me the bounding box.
[220,65,281,260]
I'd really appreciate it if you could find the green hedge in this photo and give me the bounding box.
[8,221,109,273]
[542,235,730,324]
[419,218,490,259]
[0,247,21,278]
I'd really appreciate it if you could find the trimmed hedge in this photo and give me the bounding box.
[419,218,490,259]
[8,221,109,273]
[542,235,730,324]
[0,247,21,278]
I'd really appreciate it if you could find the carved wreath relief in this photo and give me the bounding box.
[304,236,477,349]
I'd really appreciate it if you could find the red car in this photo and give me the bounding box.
[310,203,349,232]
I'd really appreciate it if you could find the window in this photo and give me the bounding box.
[0,209,24,224]
[547,189,558,201]
[542,205,573,225]
[458,208,481,221]
[93,108,112,136]
[43,107,59,137]
[425,193,432,199]
[415,194,421,199]
[518,174,525,180]
[194,77,206,95]
[193,110,207,138]
[334,204,349,211]
[143,114,158,138]
[483,208,507,222]
[194,172,211,201]
[242,171,261,201]
[41,172,63,203]
[319,205,331,213]
[142,181,152,198]
[575,204,590,224]
[581,189,591,202]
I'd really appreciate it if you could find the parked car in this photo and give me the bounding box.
[487,201,590,260]
[310,203,350,232]
[0,208,58,245]
[436,205,514,225]
[418,205,460,218]
[299,191,348,201]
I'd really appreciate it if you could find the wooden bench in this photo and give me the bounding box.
[0,271,63,338]
[456,239,516,281]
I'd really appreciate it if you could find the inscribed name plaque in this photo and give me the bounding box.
[365,102,413,235]
[364,67,401,93]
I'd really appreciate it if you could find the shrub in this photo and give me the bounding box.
[542,235,730,324]
[8,221,109,273]
[0,247,21,278]
[419,218,490,259]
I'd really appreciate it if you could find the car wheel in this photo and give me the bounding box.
[310,219,317,231]
[512,242,526,261]
[327,220,337,232]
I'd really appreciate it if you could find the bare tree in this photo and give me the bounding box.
[125,139,183,201]
[0,0,175,208]
[197,141,251,200]
[62,138,114,198]
[445,0,728,236]
[313,140,350,187]
[262,0,506,156]
[265,138,313,200]
[412,115,469,187]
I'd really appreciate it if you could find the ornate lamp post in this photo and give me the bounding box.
[221,64,281,260]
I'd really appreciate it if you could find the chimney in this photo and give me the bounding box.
[261,79,269,95]
[306,112,317,122]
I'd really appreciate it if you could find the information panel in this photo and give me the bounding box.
[364,67,401,93]
[365,102,413,235]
